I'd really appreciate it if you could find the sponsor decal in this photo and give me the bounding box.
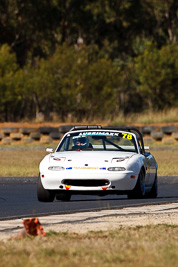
[99,167,106,170]
[66,167,72,170]
[77,131,133,140]
[78,132,119,137]
[122,133,133,139]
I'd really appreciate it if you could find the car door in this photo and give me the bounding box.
[145,153,156,186]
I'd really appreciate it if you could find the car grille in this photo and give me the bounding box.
[62,179,110,187]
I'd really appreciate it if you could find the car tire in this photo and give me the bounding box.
[127,169,146,199]
[56,193,71,201]
[146,173,158,198]
[37,176,55,202]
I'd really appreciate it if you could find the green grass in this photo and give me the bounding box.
[0,225,177,267]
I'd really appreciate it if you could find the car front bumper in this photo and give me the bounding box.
[40,170,138,192]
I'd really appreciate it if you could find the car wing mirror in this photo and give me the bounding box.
[46,148,53,153]
[144,146,150,152]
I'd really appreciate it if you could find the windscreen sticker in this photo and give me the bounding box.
[122,133,133,140]
[78,132,119,137]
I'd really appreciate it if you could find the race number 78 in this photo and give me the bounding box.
[122,133,132,139]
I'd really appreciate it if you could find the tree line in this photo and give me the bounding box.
[0,0,177,121]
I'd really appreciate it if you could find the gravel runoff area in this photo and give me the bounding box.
[0,202,178,241]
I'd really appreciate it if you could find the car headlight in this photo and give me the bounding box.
[107,167,126,171]
[48,166,65,171]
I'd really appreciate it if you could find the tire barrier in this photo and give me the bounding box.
[20,127,37,134]
[39,126,59,134]
[151,131,164,141]
[0,124,177,145]
[59,125,74,134]
[140,126,156,135]
[161,126,176,134]
[143,125,178,144]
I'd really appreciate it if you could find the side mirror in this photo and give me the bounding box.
[144,146,150,152]
[46,148,53,153]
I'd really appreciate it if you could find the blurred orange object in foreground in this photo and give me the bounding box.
[23,217,46,236]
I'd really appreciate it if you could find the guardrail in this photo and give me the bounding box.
[0,125,178,145]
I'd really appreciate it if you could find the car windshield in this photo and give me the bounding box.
[56,131,138,153]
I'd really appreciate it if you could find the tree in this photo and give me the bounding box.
[143,0,178,44]
[0,44,19,121]
[0,0,62,66]
[135,43,178,109]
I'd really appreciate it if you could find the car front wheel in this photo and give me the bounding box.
[127,169,146,199]
[146,173,158,198]
[37,176,55,202]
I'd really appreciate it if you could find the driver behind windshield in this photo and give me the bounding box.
[72,136,89,149]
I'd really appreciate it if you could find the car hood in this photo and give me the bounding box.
[49,151,136,166]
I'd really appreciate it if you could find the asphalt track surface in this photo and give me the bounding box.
[0,176,178,221]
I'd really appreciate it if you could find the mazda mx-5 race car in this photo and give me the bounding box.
[37,125,158,202]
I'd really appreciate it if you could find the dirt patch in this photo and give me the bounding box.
[0,203,178,241]
[42,203,178,234]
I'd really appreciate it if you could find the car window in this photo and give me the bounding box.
[56,131,137,152]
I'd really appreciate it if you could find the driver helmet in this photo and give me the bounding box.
[73,136,89,148]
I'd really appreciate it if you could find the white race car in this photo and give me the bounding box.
[37,126,158,202]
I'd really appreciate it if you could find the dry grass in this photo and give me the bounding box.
[151,149,178,176]
[111,108,178,125]
[0,150,46,177]
[0,146,177,176]
[0,225,177,267]
[12,107,178,125]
